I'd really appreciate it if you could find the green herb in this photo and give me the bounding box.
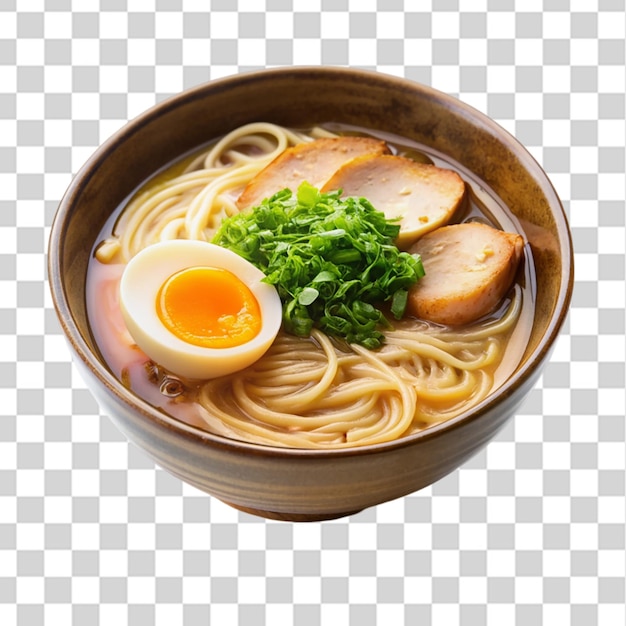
[212,182,425,349]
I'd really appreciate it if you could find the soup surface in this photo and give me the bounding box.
[87,123,535,448]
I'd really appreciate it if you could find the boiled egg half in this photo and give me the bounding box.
[119,240,282,379]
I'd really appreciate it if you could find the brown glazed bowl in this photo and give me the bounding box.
[49,67,573,521]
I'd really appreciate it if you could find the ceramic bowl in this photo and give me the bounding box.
[48,67,573,521]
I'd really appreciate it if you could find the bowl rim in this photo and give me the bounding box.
[48,66,574,460]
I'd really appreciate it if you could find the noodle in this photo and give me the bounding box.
[195,291,520,448]
[91,123,527,449]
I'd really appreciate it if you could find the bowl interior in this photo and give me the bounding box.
[51,67,573,439]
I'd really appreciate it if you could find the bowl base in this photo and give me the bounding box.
[221,500,363,522]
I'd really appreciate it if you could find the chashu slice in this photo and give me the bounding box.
[321,154,466,249]
[407,222,524,326]
[236,136,391,210]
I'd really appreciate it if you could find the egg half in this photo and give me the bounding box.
[119,240,282,379]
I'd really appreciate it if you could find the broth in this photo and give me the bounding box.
[86,124,536,447]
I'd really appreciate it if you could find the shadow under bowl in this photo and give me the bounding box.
[48,67,573,521]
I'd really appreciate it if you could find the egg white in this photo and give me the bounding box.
[119,239,282,380]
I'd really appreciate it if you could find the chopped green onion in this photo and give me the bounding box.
[212,182,425,348]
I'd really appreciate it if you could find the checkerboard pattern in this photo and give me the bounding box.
[2,1,625,624]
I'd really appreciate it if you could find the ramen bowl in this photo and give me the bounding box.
[48,67,573,521]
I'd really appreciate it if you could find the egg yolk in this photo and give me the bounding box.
[157,266,262,349]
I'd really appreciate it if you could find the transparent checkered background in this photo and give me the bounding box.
[2,1,625,624]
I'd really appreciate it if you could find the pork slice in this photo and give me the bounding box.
[236,136,391,210]
[321,154,466,249]
[407,222,524,326]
